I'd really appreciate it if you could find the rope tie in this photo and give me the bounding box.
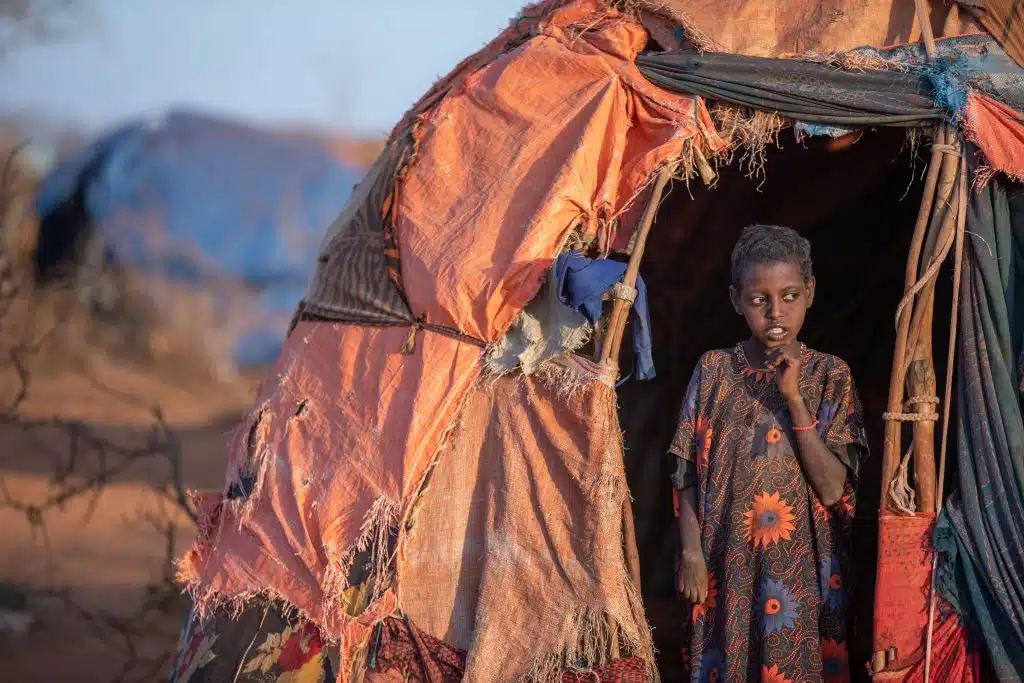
[882,395,940,422]
[400,316,426,354]
[608,281,637,303]
[889,445,918,515]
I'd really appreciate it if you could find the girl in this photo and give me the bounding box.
[671,225,867,682]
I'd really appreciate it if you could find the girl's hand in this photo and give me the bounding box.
[677,550,709,604]
[772,348,802,401]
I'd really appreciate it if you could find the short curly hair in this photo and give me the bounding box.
[730,224,813,287]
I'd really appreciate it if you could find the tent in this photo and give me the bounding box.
[174,1,1024,681]
[33,110,363,368]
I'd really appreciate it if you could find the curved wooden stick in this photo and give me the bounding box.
[906,148,961,514]
[923,149,968,683]
[880,127,947,508]
[600,165,674,365]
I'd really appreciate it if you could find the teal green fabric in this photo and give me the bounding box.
[934,149,1024,680]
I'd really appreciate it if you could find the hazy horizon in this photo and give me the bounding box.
[0,0,527,136]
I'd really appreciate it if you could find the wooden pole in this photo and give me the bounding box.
[875,132,963,675]
[923,152,968,683]
[596,164,673,613]
[600,165,673,365]
[914,0,939,61]
[906,318,938,513]
[905,141,958,516]
[622,493,642,590]
[880,127,946,506]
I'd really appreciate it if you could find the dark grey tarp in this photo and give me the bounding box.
[635,35,1024,128]
[635,50,942,127]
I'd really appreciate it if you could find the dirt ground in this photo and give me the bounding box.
[0,354,258,682]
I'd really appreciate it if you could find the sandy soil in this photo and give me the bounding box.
[0,357,258,682]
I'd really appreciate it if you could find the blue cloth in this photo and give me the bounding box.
[553,251,655,380]
[925,56,971,123]
[34,109,362,368]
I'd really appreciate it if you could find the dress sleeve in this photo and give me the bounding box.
[816,360,869,482]
[668,357,703,490]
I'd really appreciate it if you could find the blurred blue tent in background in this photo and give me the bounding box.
[33,109,362,368]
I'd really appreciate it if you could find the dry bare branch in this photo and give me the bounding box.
[0,142,196,682]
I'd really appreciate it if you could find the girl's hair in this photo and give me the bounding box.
[730,224,813,286]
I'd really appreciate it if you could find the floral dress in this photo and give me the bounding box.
[169,599,338,683]
[669,345,868,683]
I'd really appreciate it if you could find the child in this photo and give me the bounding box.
[671,225,867,683]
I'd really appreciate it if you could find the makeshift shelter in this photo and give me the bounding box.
[175,1,1024,681]
[33,110,362,368]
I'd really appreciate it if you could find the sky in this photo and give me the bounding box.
[0,0,528,135]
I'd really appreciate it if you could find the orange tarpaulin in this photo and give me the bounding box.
[179,321,481,641]
[394,0,722,342]
[638,0,980,56]
[964,91,1024,184]
[178,2,713,677]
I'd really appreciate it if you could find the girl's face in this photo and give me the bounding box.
[729,260,815,351]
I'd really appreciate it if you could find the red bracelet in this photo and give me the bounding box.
[792,420,819,432]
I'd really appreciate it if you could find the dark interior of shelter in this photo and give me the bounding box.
[615,127,955,682]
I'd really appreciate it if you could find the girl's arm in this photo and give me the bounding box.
[774,348,848,506]
[676,485,708,604]
[785,395,847,506]
[671,357,710,603]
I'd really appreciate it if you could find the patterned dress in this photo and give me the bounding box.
[669,344,868,683]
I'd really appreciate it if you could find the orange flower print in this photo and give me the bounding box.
[821,639,850,683]
[743,492,797,549]
[753,416,788,459]
[692,572,718,622]
[762,664,793,683]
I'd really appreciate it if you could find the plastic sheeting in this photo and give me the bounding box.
[179,320,483,645]
[34,110,362,367]
[177,5,713,678]
[393,0,724,343]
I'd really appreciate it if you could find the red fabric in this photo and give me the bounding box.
[874,514,980,681]
[904,608,980,683]
[964,91,1024,184]
[371,616,648,682]
[873,514,935,665]
[372,616,466,683]
[563,656,648,682]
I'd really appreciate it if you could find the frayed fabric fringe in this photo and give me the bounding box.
[709,104,787,180]
[177,492,402,643]
[323,495,402,614]
[519,589,657,682]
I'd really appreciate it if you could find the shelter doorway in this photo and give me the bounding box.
[617,128,933,682]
